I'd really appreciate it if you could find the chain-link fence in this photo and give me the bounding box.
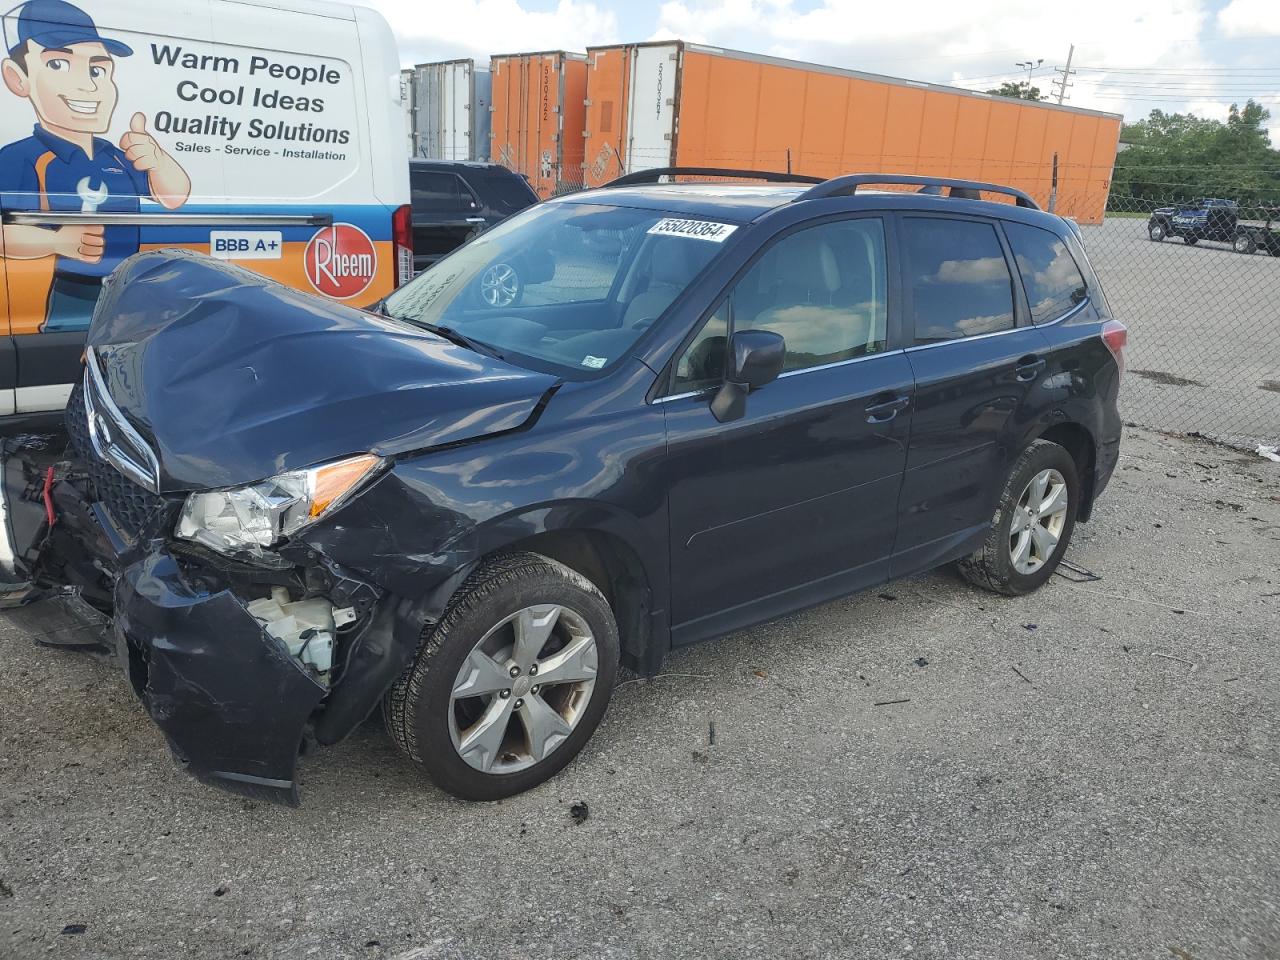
[1079,190,1279,453]
[486,150,1280,452]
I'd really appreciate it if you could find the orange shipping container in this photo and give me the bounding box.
[490,51,588,199]
[583,42,1123,223]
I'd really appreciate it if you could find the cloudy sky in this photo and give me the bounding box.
[361,0,1280,141]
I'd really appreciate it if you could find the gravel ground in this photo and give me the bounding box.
[1082,217,1280,449]
[2,426,1278,960]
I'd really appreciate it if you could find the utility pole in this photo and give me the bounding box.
[1052,45,1076,104]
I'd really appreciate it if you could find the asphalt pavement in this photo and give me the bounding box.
[2,425,1278,960]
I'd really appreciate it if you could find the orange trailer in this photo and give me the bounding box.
[489,51,588,199]
[583,42,1123,223]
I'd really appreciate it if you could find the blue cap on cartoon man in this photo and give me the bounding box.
[6,0,132,58]
[1,0,189,335]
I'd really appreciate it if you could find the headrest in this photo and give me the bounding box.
[776,234,840,294]
[650,241,689,285]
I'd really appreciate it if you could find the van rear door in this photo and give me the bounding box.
[0,0,409,416]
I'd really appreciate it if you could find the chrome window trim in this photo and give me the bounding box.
[905,297,1089,351]
[776,347,902,379]
[1032,297,1090,329]
[652,348,905,403]
[652,388,712,405]
[84,347,162,493]
[4,212,331,227]
[906,324,1022,352]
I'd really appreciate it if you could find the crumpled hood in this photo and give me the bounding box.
[87,250,559,492]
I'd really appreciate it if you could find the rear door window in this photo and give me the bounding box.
[903,218,1015,343]
[411,171,464,214]
[1003,221,1088,324]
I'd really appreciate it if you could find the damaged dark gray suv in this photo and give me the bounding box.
[0,170,1125,805]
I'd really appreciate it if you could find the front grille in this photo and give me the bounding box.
[67,381,165,541]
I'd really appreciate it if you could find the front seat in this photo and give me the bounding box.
[750,235,870,364]
[621,242,696,329]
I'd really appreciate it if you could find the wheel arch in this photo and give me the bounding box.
[416,503,669,677]
[500,528,660,675]
[1033,421,1099,521]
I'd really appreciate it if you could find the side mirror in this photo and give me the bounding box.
[710,330,785,423]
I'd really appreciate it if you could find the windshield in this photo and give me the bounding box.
[382,201,734,375]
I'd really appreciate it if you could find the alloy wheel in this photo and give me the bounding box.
[1008,468,1069,575]
[448,604,599,774]
[480,263,520,307]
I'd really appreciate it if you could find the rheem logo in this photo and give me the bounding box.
[305,223,377,299]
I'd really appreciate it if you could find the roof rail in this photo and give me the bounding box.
[795,174,1040,209]
[601,167,825,188]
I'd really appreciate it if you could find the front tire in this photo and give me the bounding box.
[1148,221,1166,242]
[383,552,620,801]
[958,440,1080,596]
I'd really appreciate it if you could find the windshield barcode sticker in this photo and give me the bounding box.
[647,218,738,243]
[581,355,608,369]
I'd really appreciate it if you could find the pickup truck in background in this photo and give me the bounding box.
[1147,198,1239,245]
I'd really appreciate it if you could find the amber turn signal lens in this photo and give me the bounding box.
[309,454,381,518]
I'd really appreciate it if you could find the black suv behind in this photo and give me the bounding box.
[2,171,1125,805]
[409,159,538,272]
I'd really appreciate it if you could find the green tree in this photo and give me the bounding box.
[1110,99,1280,211]
[985,80,1047,101]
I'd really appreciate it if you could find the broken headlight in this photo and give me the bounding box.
[176,454,381,557]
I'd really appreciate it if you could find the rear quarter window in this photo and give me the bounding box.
[477,173,538,212]
[1004,221,1089,324]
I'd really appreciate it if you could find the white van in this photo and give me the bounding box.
[0,0,410,420]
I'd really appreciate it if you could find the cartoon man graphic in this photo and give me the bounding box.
[0,0,190,331]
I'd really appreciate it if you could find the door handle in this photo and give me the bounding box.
[865,394,910,423]
[1015,356,1047,381]
[465,217,487,224]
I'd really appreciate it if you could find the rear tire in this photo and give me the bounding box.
[1234,233,1257,254]
[1183,235,1198,245]
[958,440,1080,596]
[383,551,619,801]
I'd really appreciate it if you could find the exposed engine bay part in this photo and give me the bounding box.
[244,588,356,683]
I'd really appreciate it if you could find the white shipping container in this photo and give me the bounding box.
[412,59,492,161]
[400,68,414,158]
[623,43,679,174]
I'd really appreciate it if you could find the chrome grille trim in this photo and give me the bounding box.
[84,346,161,494]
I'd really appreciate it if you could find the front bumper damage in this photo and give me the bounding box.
[1,423,424,806]
[114,550,329,805]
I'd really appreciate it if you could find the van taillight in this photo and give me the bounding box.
[1101,319,1127,379]
[392,203,413,286]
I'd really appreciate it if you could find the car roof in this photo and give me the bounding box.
[409,159,521,176]
[552,181,1073,232]
[553,183,810,221]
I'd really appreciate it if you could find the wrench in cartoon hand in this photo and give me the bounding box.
[76,177,109,213]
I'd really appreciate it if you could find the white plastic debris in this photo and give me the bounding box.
[245,587,354,680]
[1257,445,1280,463]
